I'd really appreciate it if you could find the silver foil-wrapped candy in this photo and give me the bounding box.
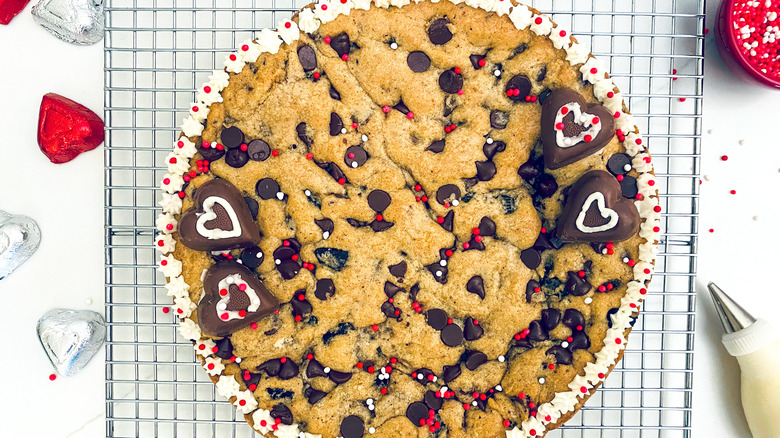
[37,309,106,376]
[0,210,41,280]
[31,0,104,45]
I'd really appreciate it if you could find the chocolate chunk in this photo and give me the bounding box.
[483,140,506,160]
[536,65,548,82]
[424,390,443,411]
[370,219,394,232]
[329,32,351,57]
[536,174,558,198]
[426,262,448,284]
[510,42,528,58]
[279,359,299,380]
[441,323,464,346]
[344,145,369,168]
[470,53,486,69]
[381,301,399,319]
[225,148,249,168]
[243,197,259,220]
[442,364,461,383]
[606,308,619,328]
[436,184,461,205]
[426,139,446,153]
[306,359,328,378]
[314,278,336,300]
[298,45,317,71]
[367,190,392,212]
[393,99,410,115]
[517,160,540,180]
[277,259,301,280]
[505,74,532,101]
[475,397,488,411]
[443,95,458,117]
[259,358,282,377]
[464,235,485,251]
[476,160,497,181]
[541,308,561,331]
[465,350,488,370]
[562,308,586,330]
[527,320,548,342]
[318,161,348,184]
[607,153,632,175]
[464,317,484,341]
[565,271,592,296]
[315,218,334,236]
[546,346,573,365]
[388,261,407,278]
[515,339,533,349]
[329,369,353,384]
[427,18,452,45]
[323,322,354,344]
[521,248,541,270]
[426,308,448,330]
[270,404,294,425]
[478,217,496,236]
[525,279,541,303]
[340,415,364,438]
[499,195,517,214]
[198,144,225,161]
[384,281,404,298]
[490,110,509,129]
[221,126,244,149]
[296,122,313,148]
[407,51,431,72]
[247,139,271,161]
[439,69,463,94]
[466,276,485,299]
[329,84,342,100]
[239,246,264,269]
[570,331,591,350]
[314,247,349,271]
[330,112,344,136]
[435,209,452,232]
[213,337,233,359]
[306,190,323,208]
[620,175,639,198]
[267,387,294,400]
[255,178,282,200]
[406,401,429,426]
[291,294,313,317]
[409,283,420,301]
[305,387,327,404]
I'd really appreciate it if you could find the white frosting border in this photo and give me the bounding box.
[154,1,660,437]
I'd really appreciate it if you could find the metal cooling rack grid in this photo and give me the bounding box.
[104,0,703,436]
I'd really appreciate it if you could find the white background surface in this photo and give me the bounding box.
[1,0,778,436]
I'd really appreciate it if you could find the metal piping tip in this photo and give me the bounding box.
[707,282,756,334]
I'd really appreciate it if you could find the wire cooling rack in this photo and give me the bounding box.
[104,0,703,436]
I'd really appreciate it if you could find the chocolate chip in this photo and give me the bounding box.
[407,51,431,72]
[367,190,391,212]
[565,271,592,296]
[239,246,264,269]
[296,122,313,148]
[562,308,586,330]
[267,387,293,400]
[306,359,328,378]
[538,88,552,104]
[225,148,249,168]
[476,160,497,181]
[413,367,434,383]
[315,278,336,300]
[329,84,342,100]
[478,217,496,237]
[443,95,458,117]
[318,161,348,184]
[221,126,244,149]
[406,401,429,426]
[344,145,369,168]
[382,301,399,319]
[277,259,301,280]
[427,18,452,45]
[270,404,294,425]
[509,42,528,59]
[442,364,461,383]
[259,358,282,377]
[314,247,349,271]
[464,235,485,251]
[279,359,299,380]
[393,99,411,115]
[533,232,554,250]
[465,350,488,370]
[409,283,420,301]
[570,331,591,350]
[517,160,540,180]
[525,279,540,303]
[426,308,448,330]
[436,184,461,205]
[388,261,407,277]
[490,110,509,129]
[298,45,317,71]
[256,178,282,200]
[214,337,233,359]
[620,175,639,198]
[424,390,443,410]
[244,197,259,220]
[329,369,353,384]
[384,281,404,298]
[527,320,548,342]
[291,294,313,317]
[247,139,271,161]
[470,53,486,69]
[315,218,334,236]
[536,65,547,83]
[521,248,541,270]
[515,339,533,349]
[466,276,485,299]
[426,262,448,284]
[505,74,532,101]
[441,323,463,346]
[464,316,484,341]
[536,174,558,198]
[274,246,297,260]
[607,153,632,175]
[546,346,573,365]
[426,139,446,153]
[305,387,327,404]
[198,144,225,161]
[462,176,478,189]
[483,140,506,160]
[330,32,351,57]
[330,112,344,136]
[541,308,561,331]
[439,69,463,94]
[370,219,394,232]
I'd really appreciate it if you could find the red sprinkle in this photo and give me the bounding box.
[49,374,57,381]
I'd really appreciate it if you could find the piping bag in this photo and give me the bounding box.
[707,283,780,438]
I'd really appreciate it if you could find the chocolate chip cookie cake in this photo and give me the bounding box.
[155,1,661,437]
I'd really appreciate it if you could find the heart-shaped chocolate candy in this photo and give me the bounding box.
[37,309,106,376]
[198,260,280,337]
[556,170,639,243]
[178,179,260,251]
[0,210,41,280]
[540,88,615,170]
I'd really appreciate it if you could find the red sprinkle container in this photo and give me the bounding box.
[716,0,780,90]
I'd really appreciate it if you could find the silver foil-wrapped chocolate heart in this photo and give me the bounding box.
[37,309,106,376]
[0,210,41,280]
[31,0,104,45]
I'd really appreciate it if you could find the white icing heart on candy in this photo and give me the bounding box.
[555,102,603,148]
[576,192,619,233]
[195,196,242,239]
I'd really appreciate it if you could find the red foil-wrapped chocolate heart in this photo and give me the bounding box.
[0,0,30,25]
[37,93,105,164]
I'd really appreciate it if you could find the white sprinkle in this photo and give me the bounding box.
[564,138,573,146]
[472,401,478,406]
[341,128,347,134]
[275,259,281,265]
[237,260,243,264]
[362,134,368,142]
[622,257,629,263]
[579,115,588,123]
[323,231,330,239]
[738,139,746,145]
[584,297,593,304]
[85,298,93,305]
[390,42,398,50]
[562,341,570,348]
[702,174,710,181]
[498,355,505,362]
[235,357,242,363]
[753,215,759,221]
[494,70,501,77]
[256,252,263,258]
[623,164,631,172]
[435,270,442,277]
[486,138,494,144]
[253,298,260,305]
[304,189,311,196]
[432,376,437,382]
[602,248,608,255]
[211,141,218,148]
[218,303,227,310]
[367,398,374,404]
[452,200,459,206]
[495,385,503,391]
[369,427,376,434]
[707,129,714,134]
[538,377,546,384]
[368,405,374,411]
[439,260,447,266]
[351,162,358,168]
[323,367,331,373]
[417,374,424,380]
[276,192,285,200]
